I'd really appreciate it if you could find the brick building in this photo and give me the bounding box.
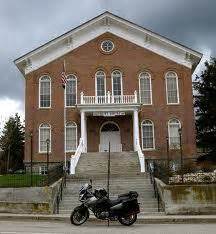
[15,12,202,174]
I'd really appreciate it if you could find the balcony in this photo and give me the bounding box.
[80,91,138,105]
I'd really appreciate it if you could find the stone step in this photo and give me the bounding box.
[59,151,162,215]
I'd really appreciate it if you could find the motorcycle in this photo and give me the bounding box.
[70,180,140,226]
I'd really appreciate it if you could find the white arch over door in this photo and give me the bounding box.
[99,121,122,152]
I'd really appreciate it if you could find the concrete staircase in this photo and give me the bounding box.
[59,152,162,215]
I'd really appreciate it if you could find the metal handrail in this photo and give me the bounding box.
[53,174,66,214]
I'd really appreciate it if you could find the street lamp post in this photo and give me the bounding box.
[166,136,170,172]
[178,127,183,183]
[30,132,33,186]
[46,139,50,185]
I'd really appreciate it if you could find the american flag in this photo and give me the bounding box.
[61,61,67,88]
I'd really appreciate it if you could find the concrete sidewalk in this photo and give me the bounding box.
[0,213,216,224]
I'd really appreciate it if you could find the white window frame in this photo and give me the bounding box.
[141,120,155,150]
[39,165,47,175]
[65,122,77,152]
[65,74,77,107]
[39,75,51,109]
[95,70,106,97]
[38,123,51,153]
[168,118,181,149]
[111,70,123,96]
[139,72,152,105]
[101,40,114,53]
[165,71,180,105]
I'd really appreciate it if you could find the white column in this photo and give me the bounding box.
[81,111,87,152]
[133,109,139,151]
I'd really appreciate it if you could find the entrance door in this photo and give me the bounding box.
[100,122,122,152]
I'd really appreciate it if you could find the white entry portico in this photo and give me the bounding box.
[79,91,140,152]
[70,90,145,175]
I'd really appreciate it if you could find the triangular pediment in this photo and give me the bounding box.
[15,11,202,75]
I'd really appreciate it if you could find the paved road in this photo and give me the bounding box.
[0,220,215,234]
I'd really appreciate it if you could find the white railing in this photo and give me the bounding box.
[80,90,138,105]
[70,138,84,175]
[136,143,145,173]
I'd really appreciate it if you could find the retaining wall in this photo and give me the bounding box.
[155,178,216,215]
[0,179,62,214]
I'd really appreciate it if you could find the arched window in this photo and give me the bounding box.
[95,71,106,97]
[141,120,155,150]
[66,75,77,107]
[139,72,152,104]
[168,118,181,149]
[65,122,77,152]
[112,70,122,96]
[39,75,51,108]
[165,72,179,104]
[39,123,51,153]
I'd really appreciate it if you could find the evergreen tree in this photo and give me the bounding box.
[0,114,24,173]
[194,58,216,151]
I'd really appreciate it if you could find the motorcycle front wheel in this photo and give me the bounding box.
[118,214,137,226]
[70,208,89,226]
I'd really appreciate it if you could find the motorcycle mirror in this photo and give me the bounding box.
[90,179,92,185]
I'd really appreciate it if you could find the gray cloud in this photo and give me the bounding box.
[0,0,215,108]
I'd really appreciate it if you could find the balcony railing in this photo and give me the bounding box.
[80,91,138,105]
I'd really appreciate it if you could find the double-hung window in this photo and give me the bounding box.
[39,123,51,153]
[139,72,152,104]
[66,75,77,107]
[65,122,77,152]
[112,70,122,103]
[168,118,181,149]
[166,72,179,104]
[141,120,155,150]
[39,76,51,108]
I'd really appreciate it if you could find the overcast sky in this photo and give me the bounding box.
[0,0,215,131]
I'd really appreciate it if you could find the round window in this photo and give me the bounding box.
[101,40,114,53]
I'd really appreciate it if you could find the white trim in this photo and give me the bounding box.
[100,121,120,133]
[15,12,202,75]
[39,75,51,109]
[65,121,77,153]
[101,40,115,52]
[111,70,123,96]
[38,123,51,153]
[165,71,180,105]
[65,74,77,107]
[141,119,155,151]
[138,72,152,105]
[168,118,181,149]
[95,70,106,97]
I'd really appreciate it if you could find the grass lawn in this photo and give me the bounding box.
[0,174,46,187]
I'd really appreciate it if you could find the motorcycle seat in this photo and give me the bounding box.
[109,198,121,206]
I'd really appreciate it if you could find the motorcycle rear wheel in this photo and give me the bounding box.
[70,208,89,226]
[118,214,137,226]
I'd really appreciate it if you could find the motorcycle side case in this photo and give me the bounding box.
[110,198,140,216]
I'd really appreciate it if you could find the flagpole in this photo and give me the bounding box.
[63,60,67,172]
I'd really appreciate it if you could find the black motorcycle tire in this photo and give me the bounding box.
[118,214,137,226]
[70,208,89,226]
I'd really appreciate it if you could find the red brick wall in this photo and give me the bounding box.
[24,32,196,162]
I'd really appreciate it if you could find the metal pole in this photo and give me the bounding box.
[30,132,33,186]
[64,88,67,172]
[107,141,111,227]
[46,139,50,185]
[7,145,10,173]
[179,128,183,183]
[166,136,170,172]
